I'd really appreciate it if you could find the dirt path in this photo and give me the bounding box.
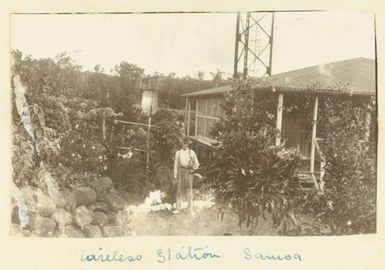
[130,206,277,236]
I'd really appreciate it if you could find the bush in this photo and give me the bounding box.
[12,124,36,186]
[205,80,303,234]
[11,52,117,188]
[304,96,377,235]
[151,109,183,165]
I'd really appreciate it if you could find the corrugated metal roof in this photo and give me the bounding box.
[182,57,376,97]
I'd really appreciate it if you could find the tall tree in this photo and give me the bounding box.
[210,69,225,87]
[113,61,144,117]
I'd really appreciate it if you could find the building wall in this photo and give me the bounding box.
[194,93,312,156]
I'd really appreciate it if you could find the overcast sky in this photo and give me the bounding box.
[11,11,375,78]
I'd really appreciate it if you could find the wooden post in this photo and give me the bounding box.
[184,98,188,135]
[195,99,198,136]
[187,98,191,137]
[102,111,106,141]
[145,106,152,190]
[310,96,319,189]
[275,93,283,146]
[320,159,325,192]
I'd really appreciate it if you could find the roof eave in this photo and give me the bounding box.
[182,86,375,98]
[273,86,375,96]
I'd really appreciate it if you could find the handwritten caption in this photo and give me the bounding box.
[80,246,303,263]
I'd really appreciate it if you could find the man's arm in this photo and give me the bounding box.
[191,150,199,170]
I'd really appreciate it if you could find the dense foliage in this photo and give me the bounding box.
[12,124,37,186]
[152,109,184,164]
[12,50,228,201]
[10,53,127,189]
[159,70,228,109]
[305,95,377,235]
[206,80,304,234]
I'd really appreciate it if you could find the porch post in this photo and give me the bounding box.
[310,96,319,189]
[187,98,191,137]
[184,98,189,136]
[275,93,284,146]
[195,99,198,136]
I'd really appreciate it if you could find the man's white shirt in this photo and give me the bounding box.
[174,149,199,178]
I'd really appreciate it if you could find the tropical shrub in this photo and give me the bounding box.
[205,80,303,234]
[151,108,183,164]
[106,118,147,193]
[11,52,119,189]
[304,95,377,235]
[12,124,36,186]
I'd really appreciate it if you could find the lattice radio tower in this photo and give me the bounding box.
[233,12,275,79]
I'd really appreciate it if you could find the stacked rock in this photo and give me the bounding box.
[11,176,133,238]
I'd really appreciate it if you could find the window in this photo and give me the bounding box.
[195,96,223,139]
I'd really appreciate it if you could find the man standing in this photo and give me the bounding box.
[173,137,199,213]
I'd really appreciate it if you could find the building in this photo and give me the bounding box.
[182,57,376,189]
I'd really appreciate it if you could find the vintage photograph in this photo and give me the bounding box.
[10,11,376,237]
